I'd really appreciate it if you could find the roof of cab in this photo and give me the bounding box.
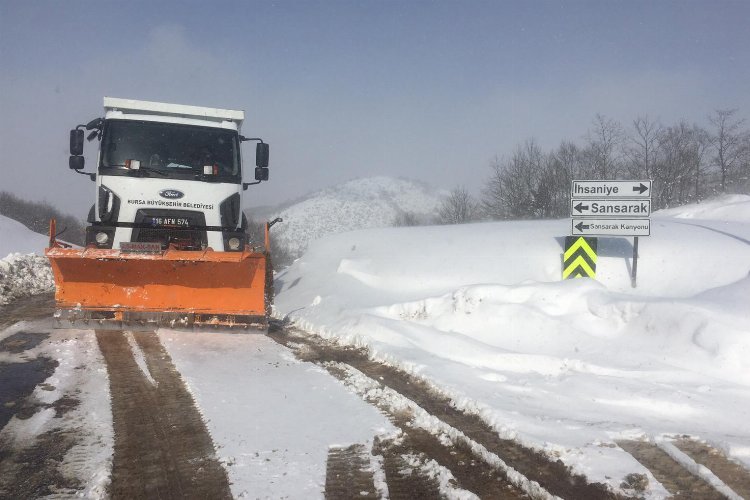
[103,97,244,125]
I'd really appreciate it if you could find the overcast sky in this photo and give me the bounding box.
[1,0,749,215]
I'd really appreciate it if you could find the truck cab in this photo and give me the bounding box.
[70,97,269,253]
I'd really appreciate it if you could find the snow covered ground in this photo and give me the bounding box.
[273,194,750,495]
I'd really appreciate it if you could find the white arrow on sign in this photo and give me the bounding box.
[571,218,651,236]
[571,180,651,198]
[571,199,651,217]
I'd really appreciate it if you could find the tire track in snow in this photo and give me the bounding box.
[616,440,725,499]
[668,220,750,245]
[271,321,750,499]
[95,330,231,500]
[324,443,379,499]
[673,438,750,499]
[269,321,605,499]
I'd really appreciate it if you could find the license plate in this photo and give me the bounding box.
[148,217,191,227]
[121,241,162,253]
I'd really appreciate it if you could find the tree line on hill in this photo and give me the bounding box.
[0,191,86,245]
[427,109,750,224]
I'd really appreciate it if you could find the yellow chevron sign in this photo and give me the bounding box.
[563,236,597,279]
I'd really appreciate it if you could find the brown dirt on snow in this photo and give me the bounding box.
[674,438,750,499]
[0,428,80,498]
[272,323,564,499]
[96,329,231,500]
[324,443,379,499]
[617,440,724,499]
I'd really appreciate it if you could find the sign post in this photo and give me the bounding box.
[568,180,651,287]
[632,236,639,287]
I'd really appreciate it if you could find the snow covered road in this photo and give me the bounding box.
[158,325,395,498]
[2,309,749,499]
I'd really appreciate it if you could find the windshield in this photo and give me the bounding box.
[100,119,241,182]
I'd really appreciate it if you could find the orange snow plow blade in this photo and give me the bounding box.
[46,246,269,330]
[45,220,271,331]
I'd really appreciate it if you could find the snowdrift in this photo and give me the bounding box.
[0,214,50,257]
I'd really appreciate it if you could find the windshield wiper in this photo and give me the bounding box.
[105,164,169,177]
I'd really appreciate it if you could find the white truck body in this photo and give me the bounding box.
[89,97,253,252]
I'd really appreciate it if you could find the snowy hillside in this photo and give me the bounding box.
[258,176,446,257]
[274,195,750,496]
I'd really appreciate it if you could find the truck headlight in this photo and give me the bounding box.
[95,232,109,244]
[228,237,241,250]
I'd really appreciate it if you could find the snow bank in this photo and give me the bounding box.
[0,214,49,257]
[0,215,54,305]
[274,201,750,493]
[0,253,54,305]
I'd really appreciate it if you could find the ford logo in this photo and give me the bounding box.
[159,189,184,199]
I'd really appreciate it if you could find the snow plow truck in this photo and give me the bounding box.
[46,97,276,330]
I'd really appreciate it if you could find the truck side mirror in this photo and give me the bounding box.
[255,167,269,181]
[86,118,104,130]
[69,155,85,170]
[256,142,269,169]
[70,129,84,156]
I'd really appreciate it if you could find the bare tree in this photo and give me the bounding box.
[437,186,478,224]
[626,116,662,179]
[739,134,750,191]
[393,210,422,227]
[244,213,293,267]
[480,108,748,219]
[481,155,508,220]
[481,140,565,219]
[481,143,540,219]
[709,109,747,192]
[690,125,712,201]
[546,141,583,215]
[582,114,625,179]
[551,141,584,180]
[652,122,708,208]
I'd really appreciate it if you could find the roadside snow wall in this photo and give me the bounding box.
[0,253,54,305]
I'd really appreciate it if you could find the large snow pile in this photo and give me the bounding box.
[0,214,49,257]
[264,176,446,257]
[274,196,750,494]
[0,215,54,305]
